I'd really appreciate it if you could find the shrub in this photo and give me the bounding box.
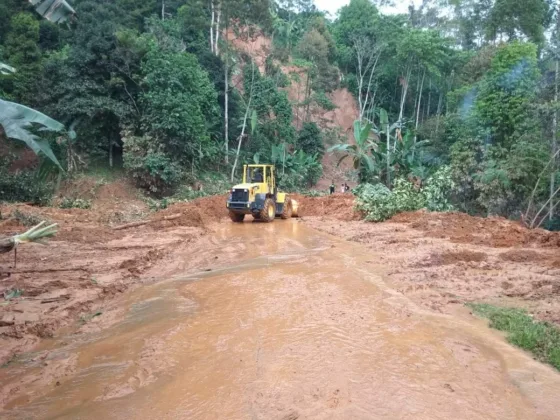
[355,179,426,222]
[313,91,336,111]
[423,166,456,212]
[122,133,182,196]
[0,166,52,205]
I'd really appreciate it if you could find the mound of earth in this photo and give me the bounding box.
[292,193,360,221]
[390,210,560,248]
[0,192,233,366]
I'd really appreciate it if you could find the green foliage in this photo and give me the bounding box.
[355,167,456,221]
[140,42,219,163]
[0,165,52,205]
[355,179,426,222]
[297,122,324,158]
[122,133,182,196]
[423,166,456,212]
[0,99,65,168]
[329,120,376,183]
[313,90,336,111]
[476,42,540,148]
[469,303,560,371]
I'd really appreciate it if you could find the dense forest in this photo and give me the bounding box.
[0,0,559,229]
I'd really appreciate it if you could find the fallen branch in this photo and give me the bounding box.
[112,214,182,231]
[0,222,58,270]
[40,296,70,304]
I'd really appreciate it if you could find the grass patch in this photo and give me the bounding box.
[468,303,560,371]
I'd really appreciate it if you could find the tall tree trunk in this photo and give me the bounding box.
[551,59,559,220]
[161,0,165,20]
[215,4,221,56]
[231,63,256,182]
[412,68,426,160]
[304,68,311,124]
[108,137,113,168]
[398,64,412,125]
[210,0,215,53]
[386,122,391,189]
[435,90,443,137]
[224,23,229,164]
[426,79,432,121]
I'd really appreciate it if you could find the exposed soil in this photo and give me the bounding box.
[0,186,230,367]
[304,204,560,326]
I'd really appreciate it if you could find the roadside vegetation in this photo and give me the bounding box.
[469,303,560,371]
[0,0,558,229]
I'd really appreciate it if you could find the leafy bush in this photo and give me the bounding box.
[122,133,182,196]
[423,166,456,211]
[0,166,52,205]
[313,91,336,111]
[355,180,424,222]
[355,166,463,221]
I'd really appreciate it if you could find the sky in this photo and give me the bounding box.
[313,0,423,17]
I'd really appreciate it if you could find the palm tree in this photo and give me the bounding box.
[329,120,376,183]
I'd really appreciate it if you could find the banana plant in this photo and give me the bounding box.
[329,120,376,183]
[0,99,65,169]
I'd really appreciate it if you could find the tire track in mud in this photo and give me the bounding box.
[2,220,560,419]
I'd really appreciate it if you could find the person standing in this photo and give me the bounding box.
[329,181,335,195]
[340,183,345,193]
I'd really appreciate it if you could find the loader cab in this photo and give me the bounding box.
[243,164,275,196]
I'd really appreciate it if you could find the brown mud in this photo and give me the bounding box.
[1,218,560,419]
[1,192,560,418]
[304,206,560,324]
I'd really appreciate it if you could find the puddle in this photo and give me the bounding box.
[2,220,560,419]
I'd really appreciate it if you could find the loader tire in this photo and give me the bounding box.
[259,198,275,223]
[229,211,245,223]
[280,198,293,219]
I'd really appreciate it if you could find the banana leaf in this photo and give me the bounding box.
[0,99,64,169]
[29,0,76,24]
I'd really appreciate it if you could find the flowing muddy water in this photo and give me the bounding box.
[2,220,560,419]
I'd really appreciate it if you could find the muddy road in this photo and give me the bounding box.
[2,219,560,419]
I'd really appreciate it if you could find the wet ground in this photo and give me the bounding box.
[2,219,560,419]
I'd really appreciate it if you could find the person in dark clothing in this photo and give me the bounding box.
[345,183,350,192]
[252,168,263,183]
[329,181,335,195]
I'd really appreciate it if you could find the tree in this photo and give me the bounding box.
[1,12,43,104]
[476,42,540,148]
[329,120,376,183]
[485,0,551,46]
[297,122,324,158]
[139,42,219,165]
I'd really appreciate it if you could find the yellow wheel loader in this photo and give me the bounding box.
[226,164,298,223]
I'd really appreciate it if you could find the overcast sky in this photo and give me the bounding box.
[313,0,423,17]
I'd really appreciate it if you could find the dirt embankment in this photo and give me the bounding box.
[303,199,560,324]
[0,185,230,366]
